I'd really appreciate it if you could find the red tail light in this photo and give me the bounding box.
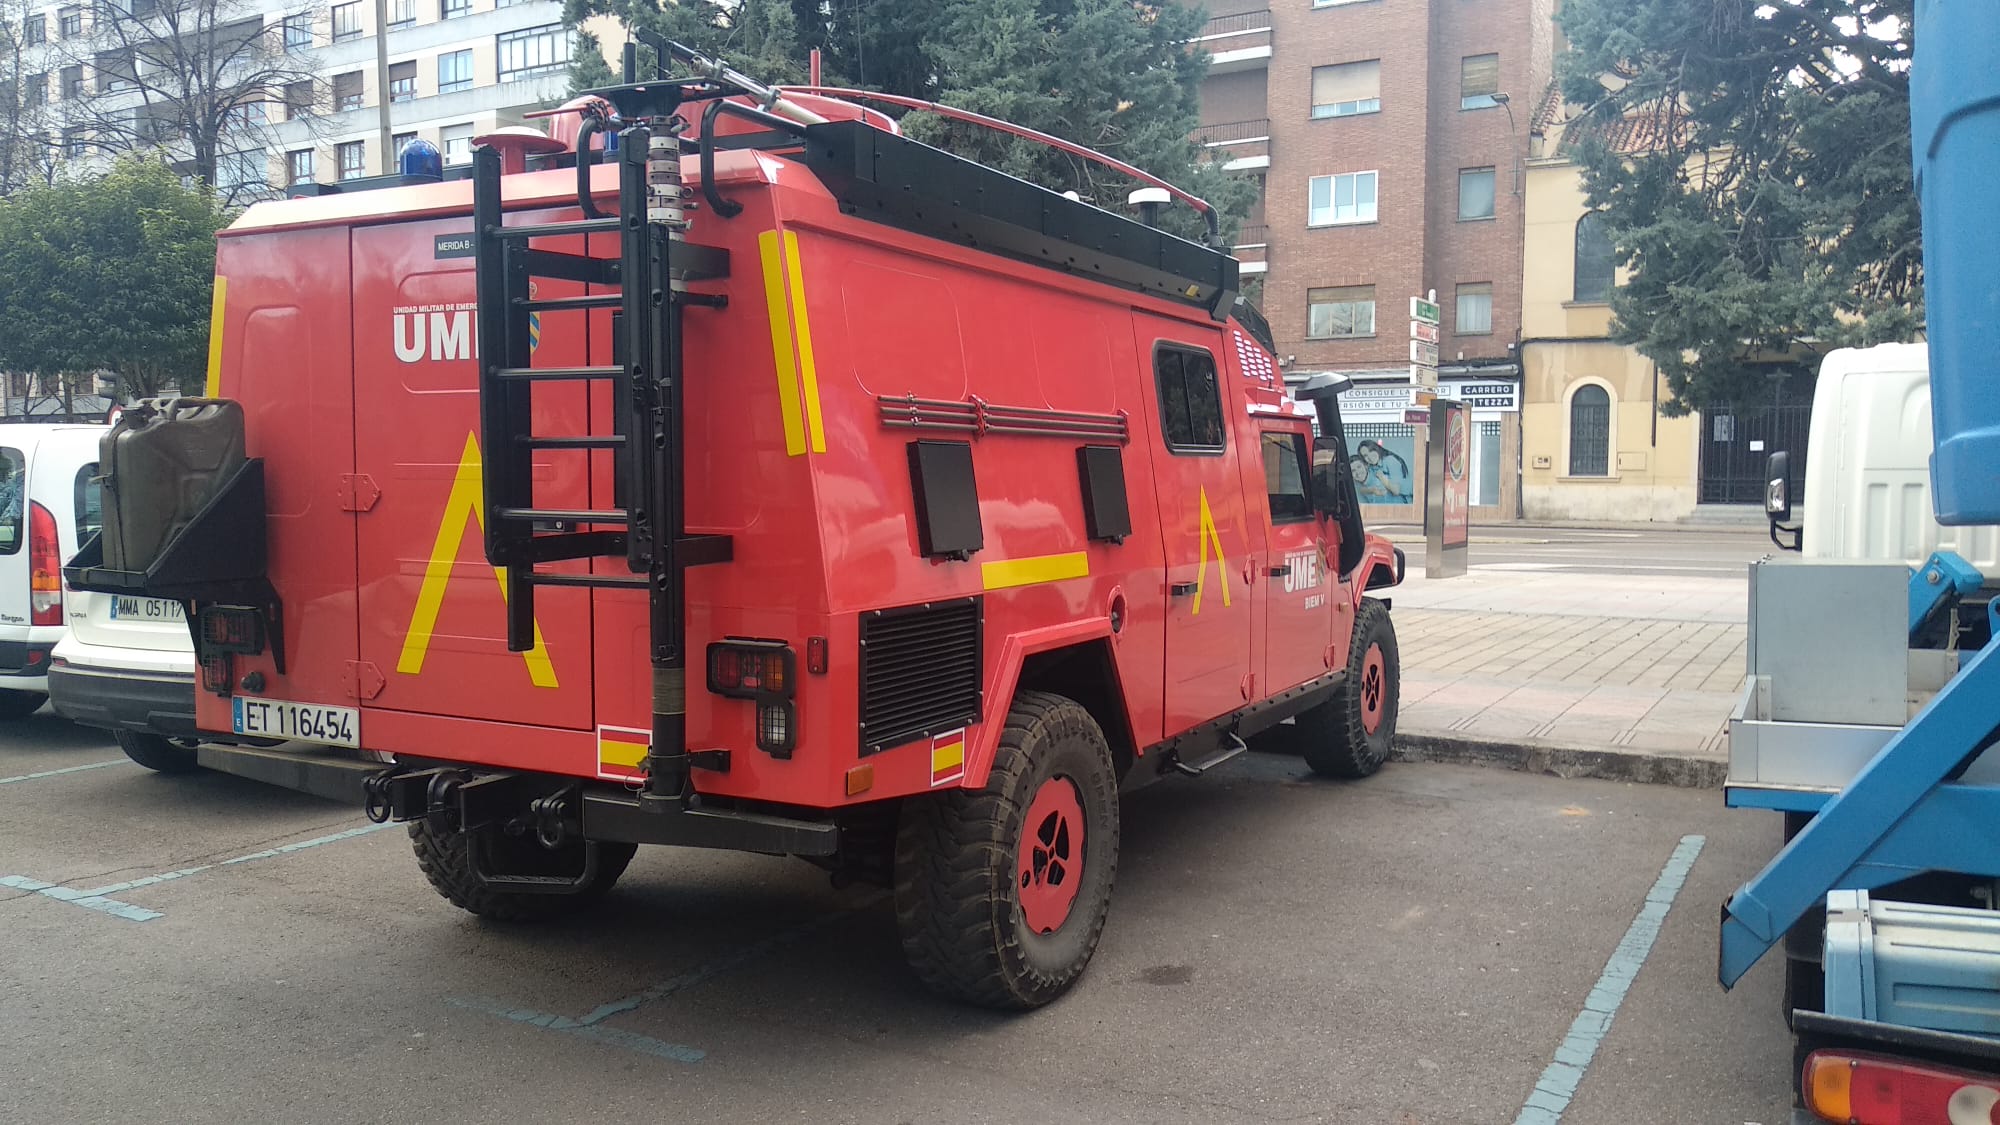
[28,501,61,627]
[1805,1049,2000,1124]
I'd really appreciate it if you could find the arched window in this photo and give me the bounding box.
[1569,384,1611,476]
[1574,212,1614,303]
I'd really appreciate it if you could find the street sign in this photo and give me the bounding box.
[1410,321,1439,344]
[1410,364,1439,389]
[1410,297,1441,325]
[1409,388,1435,407]
[1403,408,1430,425]
[1410,340,1439,366]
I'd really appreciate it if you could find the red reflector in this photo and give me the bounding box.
[28,501,61,627]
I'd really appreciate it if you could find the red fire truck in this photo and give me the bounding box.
[69,39,1404,1008]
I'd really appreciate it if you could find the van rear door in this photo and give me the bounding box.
[0,443,26,634]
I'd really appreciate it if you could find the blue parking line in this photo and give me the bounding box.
[1,821,393,922]
[1513,834,1706,1125]
[0,759,131,785]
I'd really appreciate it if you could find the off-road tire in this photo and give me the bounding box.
[894,690,1120,1009]
[1298,597,1399,779]
[115,731,200,773]
[0,690,47,720]
[409,820,637,923]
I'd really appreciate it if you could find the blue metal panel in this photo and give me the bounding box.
[1908,551,1985,638]
[1912,0,2000,525]
[1719,637,2000,987]
[1724,787,1832,814]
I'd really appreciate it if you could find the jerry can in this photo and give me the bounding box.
[97,398,247,574]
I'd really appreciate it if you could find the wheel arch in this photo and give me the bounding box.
[964,619,1134,789]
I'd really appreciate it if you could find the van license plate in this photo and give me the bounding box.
[110,597,185,622]
[231,697,361,749]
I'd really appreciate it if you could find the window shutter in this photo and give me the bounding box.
[1461,54,1500,98]
[1312,60,1380,106]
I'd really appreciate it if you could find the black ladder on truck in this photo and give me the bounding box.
[469,111,731,802]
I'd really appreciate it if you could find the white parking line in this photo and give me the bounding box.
[0,759,132,785]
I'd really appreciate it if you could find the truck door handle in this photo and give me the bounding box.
[1169,582,1196,597]
[1266,564,1291,577]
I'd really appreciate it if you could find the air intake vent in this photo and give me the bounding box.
[859,596,983,756]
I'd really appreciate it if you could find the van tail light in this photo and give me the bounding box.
[1804,1050,2000,1124]
[28,501,61,626]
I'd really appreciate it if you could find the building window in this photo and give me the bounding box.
[1568,384,1611,476]
[287,147,314,185]
[388,0,414,24]
[334,70,366,110]
[1455,282,1493,335]
[498,24,571,82]
[218,150,264,191]
[1309,60,1379,119]
[24,73,47,107]
[1458,167,1495,220]
[62,126,87,158]
[1154,345,1226,453]
[391,130,417,159]
[337,140,365,179]
[58,6,82,37]
[388,60,416,102]
[439,121,473,165]
[440,0,469,17]
[437,49,472,93]
[60,65,83,99]
[1307,171,1377,226]
[284,79,314,120]
[1461,53,1501,109]
[96,49,136,93]
[1262,432,1314,523]
[1306,285,1375,339]
[282,13,311,50]
[24,15,45,44]
[331,2,362,41]
[1574,212,1615,303]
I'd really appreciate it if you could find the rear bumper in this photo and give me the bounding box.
[46,661,198,737]
[0,639,56,688]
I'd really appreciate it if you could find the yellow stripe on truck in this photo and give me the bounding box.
[203,275,227,397]
[757,231,809,457]
[981,552,1090,591]
[782,230,828,454]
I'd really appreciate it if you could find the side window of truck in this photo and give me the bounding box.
[1262,432,1313,523]
[1154,344,1226,454]
[0,447,21,554]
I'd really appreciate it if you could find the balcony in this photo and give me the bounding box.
[1232,222,1268,274]
[1194,117,1270,171]
[1195,9,1271,74]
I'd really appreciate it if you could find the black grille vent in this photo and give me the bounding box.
[859,596,983,755]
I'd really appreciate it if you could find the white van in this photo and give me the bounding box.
[1800,343,2000,572]
[47,582,200,769]
[0,424,107,719]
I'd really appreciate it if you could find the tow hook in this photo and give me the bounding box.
[529,787,579,850]
[362,768,405,824]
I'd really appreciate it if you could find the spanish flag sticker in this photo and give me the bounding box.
[597,725,650,782]
[930,729,967,788]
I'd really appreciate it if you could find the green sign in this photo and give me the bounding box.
[1409,297,1441,325]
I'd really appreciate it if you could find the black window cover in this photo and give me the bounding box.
[1155,345,1225,454]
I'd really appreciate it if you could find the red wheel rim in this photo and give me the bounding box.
[1017,776,1086,935]
[1360,643,1387,735]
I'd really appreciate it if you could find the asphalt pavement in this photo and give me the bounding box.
[1,709,1798,1125]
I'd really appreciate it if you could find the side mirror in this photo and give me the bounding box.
[1765,451,1792,522]
[1765,450,1800,551]
[1311,441,1347,520]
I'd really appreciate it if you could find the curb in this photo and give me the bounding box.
[1392,730,1727,789]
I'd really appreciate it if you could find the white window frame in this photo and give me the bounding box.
[496,24,570,83]
[436,48,473,93]
[1307,171,1378,227]
[1455,282,1493,336]
[1305,285,1376,340]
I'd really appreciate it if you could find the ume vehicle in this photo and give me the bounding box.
[66,37,1403,1007]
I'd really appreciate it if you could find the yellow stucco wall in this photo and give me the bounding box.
[1518,158,1702,522]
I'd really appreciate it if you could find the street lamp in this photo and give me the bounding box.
[1490,91,1521,196]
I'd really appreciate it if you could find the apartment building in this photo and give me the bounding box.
[2,0,609,198]
[1192,0,1557,522]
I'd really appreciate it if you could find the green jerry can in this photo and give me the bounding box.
[97,398,247,575]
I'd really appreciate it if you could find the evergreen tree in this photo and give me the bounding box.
[1557,0,1918,413]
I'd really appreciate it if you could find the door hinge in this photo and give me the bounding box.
[343,660,385,700]
[338,474,381,513]
[1240,672,1255,700]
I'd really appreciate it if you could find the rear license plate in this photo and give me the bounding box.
[110,596,184,622]
[231,697,361,749]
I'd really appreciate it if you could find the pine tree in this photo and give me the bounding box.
[1557,0,1918,413]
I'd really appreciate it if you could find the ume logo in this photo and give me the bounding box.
[393,303,478,363]
[1282,549,1321,594]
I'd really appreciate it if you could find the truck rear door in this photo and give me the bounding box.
[1135,318,1256,736]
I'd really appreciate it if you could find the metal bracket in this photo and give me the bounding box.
[342,660,385,701]
[337,473,381,513]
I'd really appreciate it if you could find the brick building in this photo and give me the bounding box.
[1192,0,1558,522]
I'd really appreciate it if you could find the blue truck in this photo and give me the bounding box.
[1719,3,2000,1120]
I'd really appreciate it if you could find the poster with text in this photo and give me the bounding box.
[1351,433,1416,505]
[1442,403,1470,547]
